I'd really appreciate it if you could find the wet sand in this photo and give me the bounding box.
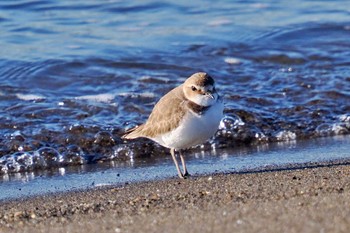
[1,164,350,233]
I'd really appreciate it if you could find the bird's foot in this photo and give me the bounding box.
[183,171,191,178]
[178,171,191,179]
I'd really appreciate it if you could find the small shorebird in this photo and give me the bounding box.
[122,72,224,178]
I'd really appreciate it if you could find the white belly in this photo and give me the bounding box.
[154,101,224,149]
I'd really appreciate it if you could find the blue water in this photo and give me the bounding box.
[0,0,350,196]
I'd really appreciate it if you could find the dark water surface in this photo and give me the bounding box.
[1,0,350,185]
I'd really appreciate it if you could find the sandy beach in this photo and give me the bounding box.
[1,164,349,233]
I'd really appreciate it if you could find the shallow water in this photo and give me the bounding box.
[0,1,350,178]
[1,135,350,201]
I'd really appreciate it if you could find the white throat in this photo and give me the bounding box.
[190,93,218,107]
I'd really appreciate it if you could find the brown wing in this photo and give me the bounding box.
[122,85,186,139]
[121,123,146,139]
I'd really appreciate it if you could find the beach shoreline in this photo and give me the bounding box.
[1,164,349,233]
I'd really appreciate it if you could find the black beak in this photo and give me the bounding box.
[206,92,214,99]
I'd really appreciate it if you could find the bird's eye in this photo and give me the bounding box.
[191,86,197,91]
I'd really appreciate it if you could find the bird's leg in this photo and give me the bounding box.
[170,148,184,179]
[179,150,190,177]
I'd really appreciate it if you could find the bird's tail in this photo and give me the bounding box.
[121,124,145,139]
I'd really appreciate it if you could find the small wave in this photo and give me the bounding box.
[16,93,45,101]
[0,146,85,175]
[224,57,242,65]
[255,23,350,46]
[118,92,156,98]
[274,131,297,141]
[75,93,117,103]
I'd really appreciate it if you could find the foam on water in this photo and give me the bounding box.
[75,93,117,103]
[16,93,46,101]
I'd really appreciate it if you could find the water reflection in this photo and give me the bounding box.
[1,135,349,186]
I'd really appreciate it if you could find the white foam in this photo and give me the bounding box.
[339,114,350,122]
[224,57,241,64]
[219,115,245,130]
[16,93,45,101]
[75,93,116,103]
[275,131,297,141]
[331,123,347,135]
[118,92,156,98]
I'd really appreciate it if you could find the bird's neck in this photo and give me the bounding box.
[187,101,211,115]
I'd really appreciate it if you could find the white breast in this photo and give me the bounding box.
[154,100,224,150]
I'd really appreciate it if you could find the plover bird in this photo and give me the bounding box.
[122,72,224,178]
